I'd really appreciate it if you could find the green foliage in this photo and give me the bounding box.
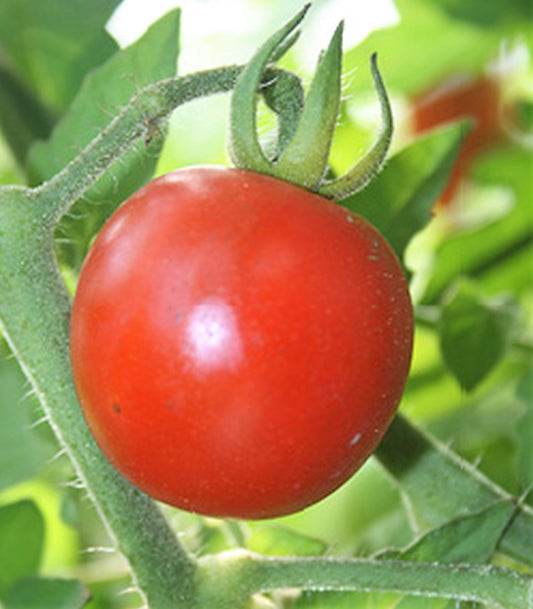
[0,0,120,165]
[247,525,328,557]
[432,0,532,25]
[0,0,120,112]
[439,281,521,391]
[0,1,531,608]
[3,577,89,609]
[345,121,468,259]
[381,499,516,564]
[344,0,504,96]
[513,370,533,488]
[0,500,44,593]
[421,146,533,303]
[0,340,56,490]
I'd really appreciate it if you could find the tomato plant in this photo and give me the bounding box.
[70,166,413,519]
[1,2,532,609]
[412,75,504,205]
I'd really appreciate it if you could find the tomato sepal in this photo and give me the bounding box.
[228,4,310,174]
[317,52,393,200]
[228,7,394,202]
[272,21,343,189]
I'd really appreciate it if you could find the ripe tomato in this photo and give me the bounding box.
[70,166,413,519]
[412,75,503,205]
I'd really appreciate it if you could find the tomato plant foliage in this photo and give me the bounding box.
[0,1,532,609]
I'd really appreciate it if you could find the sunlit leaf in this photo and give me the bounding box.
[344,0,501,97]
[247,524,327,557]
[0,0,120,113]
[422,146,533,303]
[3,577,89,609]
[0,500,44,594]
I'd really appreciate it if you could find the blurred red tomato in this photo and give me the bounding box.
[412,75,504,205]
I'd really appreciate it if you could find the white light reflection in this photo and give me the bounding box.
[185,298,243,372]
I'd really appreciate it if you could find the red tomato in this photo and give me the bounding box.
[70,166,413,519]
[412,75,503,205]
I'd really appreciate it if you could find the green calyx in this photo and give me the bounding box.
[228,4,393,201]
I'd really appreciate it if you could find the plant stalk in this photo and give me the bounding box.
[196,550,533,609]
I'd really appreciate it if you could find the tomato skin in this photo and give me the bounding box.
[412,75,503,205]
[70,166,413,519]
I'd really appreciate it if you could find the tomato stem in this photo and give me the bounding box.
[228,8,394,201]
[261,68,305,159]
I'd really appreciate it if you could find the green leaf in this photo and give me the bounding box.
[375,415,533,567]
[345,122,467,259]
[439,281,521,391]
[432,0,532,26]
[28,9,181,270]
[513,369,533,488]
[421,146,533,303]
[0,500,44,594]
[0,0,120,113]
[343,0,501,97]
[3,577,89,609]
[377,500,516,609]
[384,500,516,565]
[0,68,57,168]
[516,100,533,132]
[247,524,327,557]
[378,500,516,609]
[0,339,56,490]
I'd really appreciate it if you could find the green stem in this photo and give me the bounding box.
[196,550,533,609]
[37,66,243,225]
